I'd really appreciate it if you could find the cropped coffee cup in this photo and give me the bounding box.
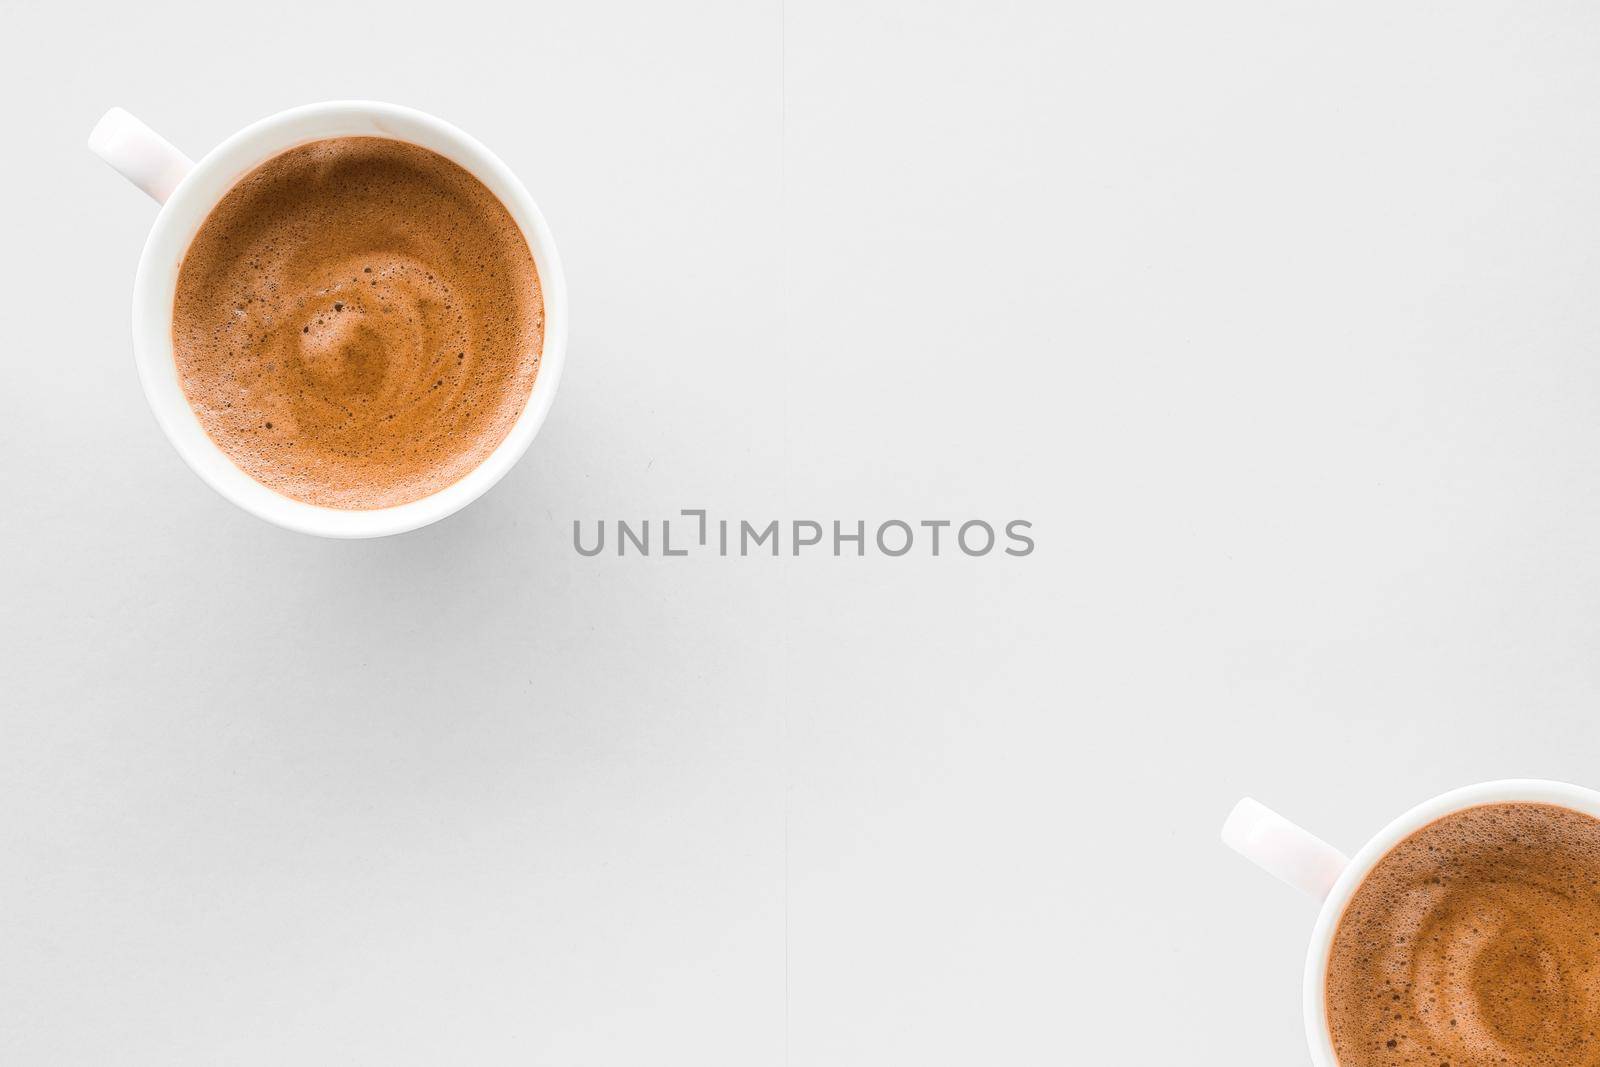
[1222,778,1600,1065]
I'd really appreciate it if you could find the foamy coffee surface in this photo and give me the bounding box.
[173,137,542,509]
[1327,802,1600,1067]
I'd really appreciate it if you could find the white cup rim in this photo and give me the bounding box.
[1299,777,1600,1065]
[130,100,568,538]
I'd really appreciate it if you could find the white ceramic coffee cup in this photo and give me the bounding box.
[88,101,568,537]
[1223,778,1600,1065]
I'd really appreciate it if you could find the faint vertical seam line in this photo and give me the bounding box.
[779,0,791,1064]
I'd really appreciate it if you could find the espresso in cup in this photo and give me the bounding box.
[172,136,543,509]
[1326,802,1600,1066]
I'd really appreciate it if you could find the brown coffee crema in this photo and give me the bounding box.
[172,136,543,509]
[1326,802,1600,1067]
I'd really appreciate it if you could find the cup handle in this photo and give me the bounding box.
[1222,797,1350,902]
[87,107,194,205]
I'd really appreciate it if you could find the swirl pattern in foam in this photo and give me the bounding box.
[1326,802,1600,1067]
[172,136,543,509]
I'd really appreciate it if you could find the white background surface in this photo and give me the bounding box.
[6,1,1600,1063]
